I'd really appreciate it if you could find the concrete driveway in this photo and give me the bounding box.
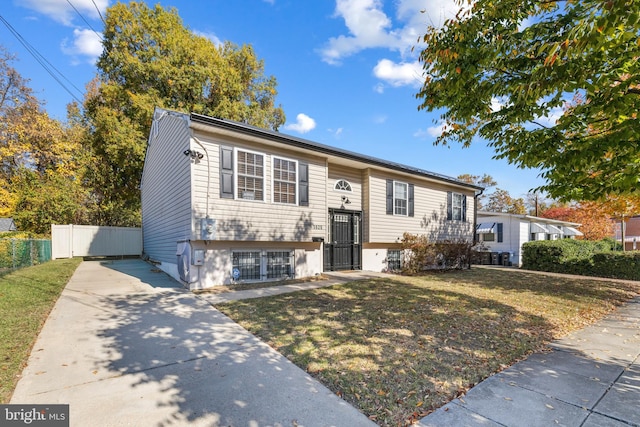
[10,259,374,427]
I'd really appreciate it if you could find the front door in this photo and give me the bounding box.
[324,209,362,271]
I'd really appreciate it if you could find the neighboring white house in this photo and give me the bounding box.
[141,108,483,289]
[0,218,17,232]
[475,211,583,266]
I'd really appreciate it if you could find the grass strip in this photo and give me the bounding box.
[0,258,82,403]
[217,268,639,426]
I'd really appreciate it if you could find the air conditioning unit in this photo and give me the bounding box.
[177,241,198,283]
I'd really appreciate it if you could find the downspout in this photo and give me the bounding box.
[471,187,484,269]
[473,188,484,246]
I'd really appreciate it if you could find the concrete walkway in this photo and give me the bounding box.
[10,259,374,427]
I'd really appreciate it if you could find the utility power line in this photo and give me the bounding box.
[66,0,104,41]
[0,14,84,104]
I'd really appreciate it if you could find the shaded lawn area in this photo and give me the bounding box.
[217,268,640,426]
[0,258,82,403]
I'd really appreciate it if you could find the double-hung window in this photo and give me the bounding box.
[394,182,408,216]
[236,149,264,201]
[446,191,467,221]
[386,179,414,216]
[273,157,297,204]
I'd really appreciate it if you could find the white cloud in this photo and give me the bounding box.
[373,58,423,87]
[20,0,108,26]
[193,30,223,47]
[373,83,385,93]
[373,114,388,124]
[413,122,445,139]
[426,123,445,137]
[490,97,506,113]
[320,0,403,64]
[61,28,103,64]
[328,127,344,138]
[320,0,462,64]
[284,113,317,134]
[534,106,564,128]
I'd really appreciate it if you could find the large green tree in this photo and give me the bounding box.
[0,47,90,232]
[417,0,639,201]
[85,1,285,225]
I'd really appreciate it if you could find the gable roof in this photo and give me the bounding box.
[0,218,17,232]
[185,111,483,192]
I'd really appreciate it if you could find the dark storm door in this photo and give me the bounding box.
[325,209,362,271]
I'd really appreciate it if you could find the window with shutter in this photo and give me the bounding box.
[447,191,467,221]
[272,157,297,204]
[386,180,414,216]
[236,149,264,201]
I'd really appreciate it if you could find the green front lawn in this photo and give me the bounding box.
[217,268,639,426]
[0,258,82,403]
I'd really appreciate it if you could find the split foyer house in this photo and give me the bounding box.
[141,108,482,289]
[475,211,583,266]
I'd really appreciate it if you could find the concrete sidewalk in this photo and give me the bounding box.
[10,259,374,427]
[419,295,640,426]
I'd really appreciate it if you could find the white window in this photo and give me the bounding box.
[236,149,265,201]
[394,181,408,216]
[272,157,297,204]
[452,192,464,220]
[334,179,352,192]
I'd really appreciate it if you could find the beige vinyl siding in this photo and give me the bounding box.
[327,166,363,211]
[141,112,193,264]
[363,172,371,242]
[367,172,474,243]
[190,129,328,242]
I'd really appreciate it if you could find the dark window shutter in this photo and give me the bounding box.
[497,223,503,242]
[386,180,394,215]
[408,184,414,217]
[462,194,467,221]
[220,146,234,198]
[446,191,452,220]
[299,162,309,206]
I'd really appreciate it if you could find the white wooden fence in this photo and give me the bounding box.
[51,225,142,259]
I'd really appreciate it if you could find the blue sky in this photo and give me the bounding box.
[1,0,547,198]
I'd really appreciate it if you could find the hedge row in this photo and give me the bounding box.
[521,239,640,280]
